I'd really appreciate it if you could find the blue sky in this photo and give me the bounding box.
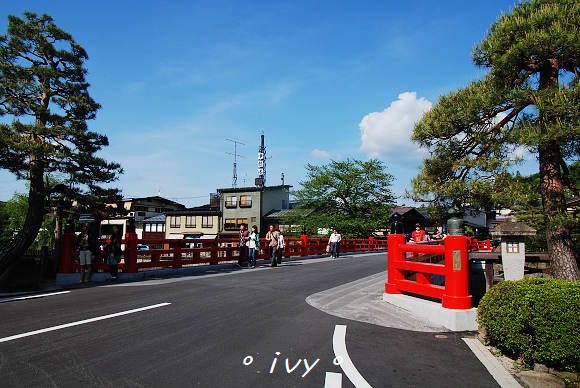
[0,0,533,207]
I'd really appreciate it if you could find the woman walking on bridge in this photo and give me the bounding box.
[248,225,259,268]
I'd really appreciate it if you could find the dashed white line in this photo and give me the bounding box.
[324,371,343,387]
[0,302,171,343]
[332,324,372,388]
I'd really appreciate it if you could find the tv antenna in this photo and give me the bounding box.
[224,139,248,188]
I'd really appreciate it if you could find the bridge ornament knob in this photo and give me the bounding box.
[446,206,465,236]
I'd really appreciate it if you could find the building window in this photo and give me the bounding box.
[225,196,237,208]
[506,242,519,253]
[237,218,248,228]
[202,216,213,228]
[240,195,252,207]
[251,216,257,223]
[186,216,196,228]
[145,223,166,232]
[225,218,236,230]
[170,216,181,228]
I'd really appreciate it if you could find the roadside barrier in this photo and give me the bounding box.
[59,233,388,274]
[385,235,491,309]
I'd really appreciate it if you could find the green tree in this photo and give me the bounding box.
[0,192,55,250]
[282,159,396,238]
[410,0,580,280]
[0,12,123,275]
[0,201,11,247]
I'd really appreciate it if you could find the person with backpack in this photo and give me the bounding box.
[104,225,123,281]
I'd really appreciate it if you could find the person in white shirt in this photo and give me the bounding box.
[328,229,342,259]
[248,225,259,268]
[277,230,285,265]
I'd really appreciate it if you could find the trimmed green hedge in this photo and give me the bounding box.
[477,278,580,371]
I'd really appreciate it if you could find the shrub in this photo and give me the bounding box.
[477,278,580,371]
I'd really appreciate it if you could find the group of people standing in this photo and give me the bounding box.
[237,224,341,267]
[76,224,123,282]
[237,223,286,268]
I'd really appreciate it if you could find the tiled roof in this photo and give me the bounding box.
[143,214,166,223]
[263,209,295,219]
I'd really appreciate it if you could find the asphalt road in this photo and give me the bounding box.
[0,252,500,387]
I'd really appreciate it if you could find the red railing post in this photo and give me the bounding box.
[173,239,182,269]
[60,232,76,274]
[210,240,218,265]
[300,235,308,257]
[385,234,406,294]
[369,237,374,251]
[442,235,472,309]
[124,233,138,273]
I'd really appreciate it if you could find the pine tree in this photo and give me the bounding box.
[411,0,580,280]
[0,12,122,275]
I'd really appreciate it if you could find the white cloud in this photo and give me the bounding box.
[359,92,432,162]
[310,149,331,158]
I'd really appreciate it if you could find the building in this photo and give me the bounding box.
[216,185,292,237]
[164,204,221,247]
[99,196,185,238]
[390,206,430,235]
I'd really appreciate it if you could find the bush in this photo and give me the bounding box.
[477,278,580,371]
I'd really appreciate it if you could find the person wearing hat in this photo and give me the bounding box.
[411,223,427,242]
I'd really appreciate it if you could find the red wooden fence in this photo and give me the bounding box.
[60,233,388,274]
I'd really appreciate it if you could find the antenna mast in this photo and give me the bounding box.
[256,132,266,187]
[225,139,247,188]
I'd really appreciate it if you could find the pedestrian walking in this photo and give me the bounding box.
[277,229,285,265]
[104,225,122,281]
[248,225,259,268]
[238,223,249,267]
[265,225,280,267]
[76,224,96,283]
[328,229,341,259]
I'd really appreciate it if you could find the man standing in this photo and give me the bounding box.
[76,224,95,283]
[328,229,341,259]
[265,224,280,267]
[238,223,249,267]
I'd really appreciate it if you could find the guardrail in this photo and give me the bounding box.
[385,235,491,309]
[59,233,388,274]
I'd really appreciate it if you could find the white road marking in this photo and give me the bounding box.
[0,302,171,343]
[332,325,372,388]
[324,372,343,387]
[0,291,71,303]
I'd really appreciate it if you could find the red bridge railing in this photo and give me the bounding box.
[60,233,388,274]
[385,234,491,310]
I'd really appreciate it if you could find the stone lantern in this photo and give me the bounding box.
[490,217,536,281]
